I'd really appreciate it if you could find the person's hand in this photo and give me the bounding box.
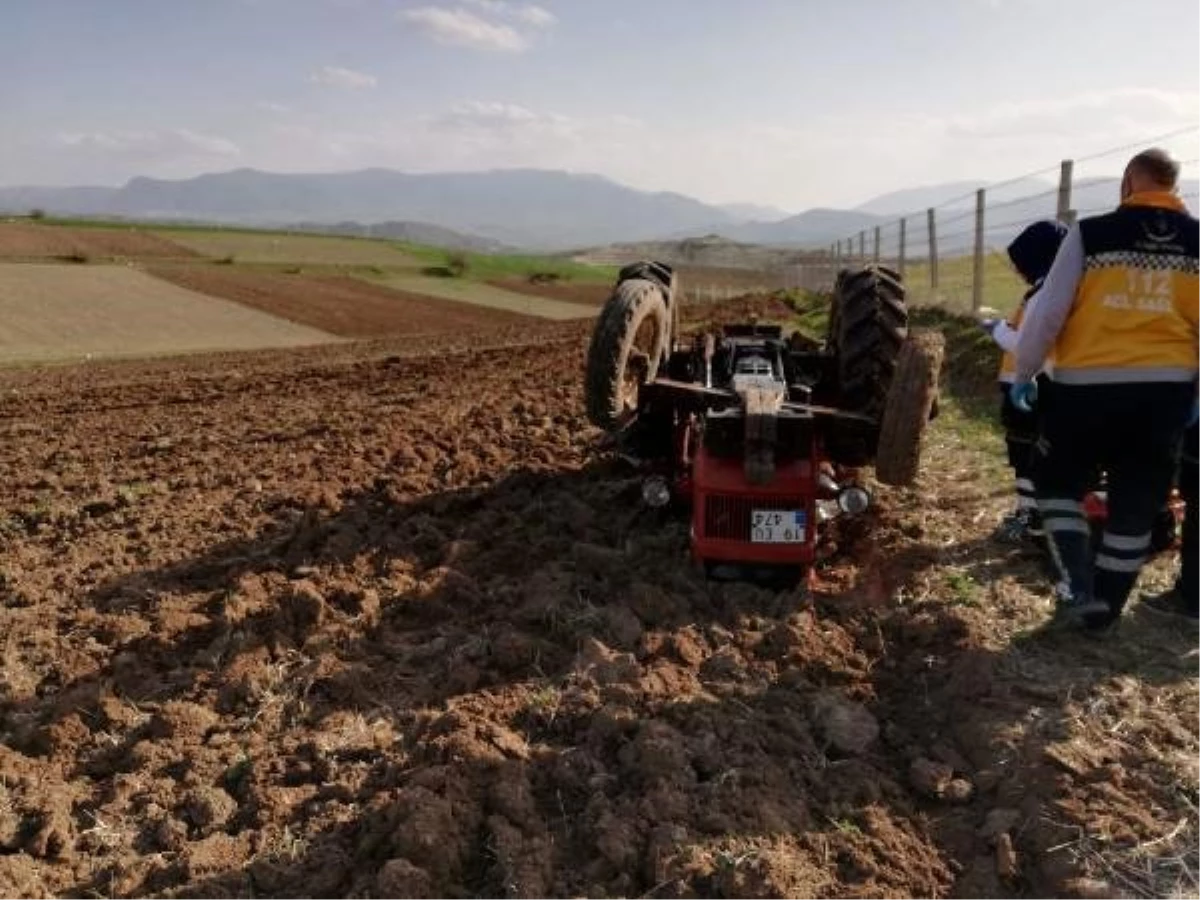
[978,317,1001,336]
[1009,379,1038,413]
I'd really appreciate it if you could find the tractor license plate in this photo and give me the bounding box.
[750,509,806,543]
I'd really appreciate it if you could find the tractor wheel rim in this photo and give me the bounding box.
[620,318,660,411]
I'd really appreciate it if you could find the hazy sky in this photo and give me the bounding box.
[3,0,1198,210]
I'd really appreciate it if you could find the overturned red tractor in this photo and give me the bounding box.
[584,261,944,582]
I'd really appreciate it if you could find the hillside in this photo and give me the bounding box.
[568,234,821,269]
[0,169,739,251]
[3,168,1193,254]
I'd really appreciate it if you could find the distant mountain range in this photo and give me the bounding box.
[1,167,1192,254]
[0,168,732,251]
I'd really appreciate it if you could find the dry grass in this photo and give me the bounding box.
[1043,813,1199,899]
[154,230,421,267]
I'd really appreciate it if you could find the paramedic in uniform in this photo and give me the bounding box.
[1011,148,1199,629]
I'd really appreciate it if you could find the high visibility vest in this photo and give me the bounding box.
[1053,192,1198,385]
[997,289,1032,383]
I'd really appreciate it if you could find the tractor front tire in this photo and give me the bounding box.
[874,331,945,487]
[585,278,670,430]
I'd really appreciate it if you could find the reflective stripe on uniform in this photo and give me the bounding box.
[1039,498,1092,539]
[1042,518,1091,536]
[1052,366,1198,385]
[1084,250,1200,274]
[1040,498,1084,513]
[1095,552,1146,573]
[1101,532,1152,552]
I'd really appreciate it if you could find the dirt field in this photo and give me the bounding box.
[154,231,420,267]
[0,303,1193,898]
[483,277,796,315]
[0,223,196,261]
[376,274,597,321]
[147,265,538,337]
[0,264,337,364]
[485,277,610,307]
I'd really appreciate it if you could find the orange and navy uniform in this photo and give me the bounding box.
[1017,192,1198,385]
[996,303,1021,384]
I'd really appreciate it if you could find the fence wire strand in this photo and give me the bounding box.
[819,126,1200,312]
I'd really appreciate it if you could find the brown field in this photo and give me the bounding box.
[374,273,597,320]
[147,265,538,337]
[676,264,792,291]
[0,222,196,261]
[0,264,336,364]
[486,276,610,306]
[0,295,1193,898]
[485,266,788,310]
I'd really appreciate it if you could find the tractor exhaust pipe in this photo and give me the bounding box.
[703,333,715,388]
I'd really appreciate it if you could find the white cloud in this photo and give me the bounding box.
[256,101,291,114]
[463,0,555,27]
[440,100,552,125]
[944,89,1198,140]
[400,3,554,52]
[515,5,554,28]
[308,65,378,89]
[56,129,241,158]
[399,6,528,52]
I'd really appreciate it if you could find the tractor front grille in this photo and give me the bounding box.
[703,493,808,541]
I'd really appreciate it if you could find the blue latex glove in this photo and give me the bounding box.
[1009,379,1038,413]
[978,317,1001,336]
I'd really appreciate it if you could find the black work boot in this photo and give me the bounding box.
[1141,583,1199,621]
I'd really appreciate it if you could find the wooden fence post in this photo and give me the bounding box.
[1057,159,1074,223]
[927,208,939,292]
[972,189,985,312]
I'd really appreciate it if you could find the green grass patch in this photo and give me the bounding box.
[904,251,1028,315]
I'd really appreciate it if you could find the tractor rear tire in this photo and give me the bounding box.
[585,278,670,430]
[874,331,944,487]
[834,265,908,418]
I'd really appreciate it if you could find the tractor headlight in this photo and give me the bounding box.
[837,486,871,516]
[641,476,671,508]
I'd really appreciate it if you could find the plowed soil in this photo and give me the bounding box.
[146,265,537,337]
[0,223,196,261]
[0,318,1194,899]
[484,275,793,310]
[485,278,610,307]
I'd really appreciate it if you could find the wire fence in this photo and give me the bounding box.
[792,125,1199,313]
